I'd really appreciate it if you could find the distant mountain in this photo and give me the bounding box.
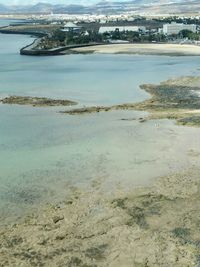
[25,3,53,13]
[0,0,199,15]
[0,3,87,14]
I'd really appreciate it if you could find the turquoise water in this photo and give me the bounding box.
[1,23,200,224]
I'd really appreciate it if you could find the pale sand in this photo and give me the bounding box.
[71,43,200,56]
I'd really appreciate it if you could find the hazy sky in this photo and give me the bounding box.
[0,0,127,5]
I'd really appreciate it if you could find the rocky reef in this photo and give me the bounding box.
[3,77,200,127]
[63,76,200,127]
[0,96,77,107]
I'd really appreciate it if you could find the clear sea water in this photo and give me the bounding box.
[1,19,200,225]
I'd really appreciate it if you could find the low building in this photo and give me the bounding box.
[62,22,82,33]
[163,23,197,35]
[99,26,146,34]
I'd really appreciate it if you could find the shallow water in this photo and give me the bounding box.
[1,22,200,224]
[0,33,200,106]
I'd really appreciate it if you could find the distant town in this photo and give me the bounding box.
[1,13,200,53]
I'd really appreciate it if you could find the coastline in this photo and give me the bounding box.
[2,27,200,57]
[1,21,200,57]
[19,43,200,57]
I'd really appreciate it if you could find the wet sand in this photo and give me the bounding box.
[70,43,200,56]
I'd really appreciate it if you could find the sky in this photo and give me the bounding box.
[0,0,128,5]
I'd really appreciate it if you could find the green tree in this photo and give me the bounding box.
[179,29,193,38]
[53,30,66,42]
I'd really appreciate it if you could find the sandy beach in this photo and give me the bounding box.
[71,43,200,56]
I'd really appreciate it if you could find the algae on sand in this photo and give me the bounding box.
[1,168,200,266]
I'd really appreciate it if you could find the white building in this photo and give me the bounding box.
[99,26,146,34]
[163,23,197,35]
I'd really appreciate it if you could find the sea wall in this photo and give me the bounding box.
[0,28,47,37]
[20,42,103,56]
